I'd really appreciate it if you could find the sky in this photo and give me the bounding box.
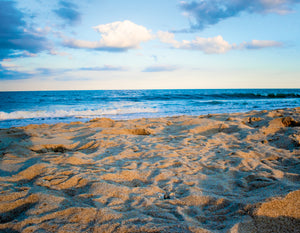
[0,0,300,91]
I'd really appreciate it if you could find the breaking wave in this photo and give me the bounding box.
[0,107,158,121]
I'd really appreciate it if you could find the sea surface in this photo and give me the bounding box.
[0,89,300,128]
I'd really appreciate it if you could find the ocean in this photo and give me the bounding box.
[0,89,300,128]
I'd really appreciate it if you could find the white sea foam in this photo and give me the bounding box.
[0,107,158,121]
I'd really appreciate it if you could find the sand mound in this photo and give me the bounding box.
[101,128,151,135]
[230,190,300,233]
[88,118,115,128]
[0,108,300,232]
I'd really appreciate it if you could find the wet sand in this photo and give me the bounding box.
[0,108,300,232]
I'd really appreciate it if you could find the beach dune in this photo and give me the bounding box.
[0,108,300,232]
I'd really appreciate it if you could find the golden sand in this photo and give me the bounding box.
[0,108,300,232]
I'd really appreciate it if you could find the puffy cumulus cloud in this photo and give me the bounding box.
[142,65,179,72]
[53,0,81,26]
[63,20,153,52]
[0,0,50,60]
[180,0,300,30]
[158,31,282,54]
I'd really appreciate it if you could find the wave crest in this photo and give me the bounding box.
[0,108,158,121]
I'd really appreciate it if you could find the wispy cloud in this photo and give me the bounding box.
[158,31,283,54]
[63,20,153,52]
[0,63,128,80]
[35,65,128,76]
[49,49,71,58]
[240,40,283,49]
[0,64,31,80]
[79,65,128,71]
[0,1,50,60]
[142,65,179,72]
[180,0,300,30]
[53,0,81,26]
[35,68,66,76]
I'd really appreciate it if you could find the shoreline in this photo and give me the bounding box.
[1,106,299,130]
[1,108,300,232]
[1,88,300,130]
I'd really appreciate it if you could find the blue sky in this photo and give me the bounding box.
[0,0,299,90]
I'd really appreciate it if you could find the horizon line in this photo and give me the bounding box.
[1,87,300,92]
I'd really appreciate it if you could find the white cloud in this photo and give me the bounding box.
[157,31,178,45]
[177,36,233,54]
[158,31,283,54]
[158,32,233,54]
[63,20,153,51]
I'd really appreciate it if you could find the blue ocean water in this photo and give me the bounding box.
[0,89,300,128]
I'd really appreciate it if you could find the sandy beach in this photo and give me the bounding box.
[0,108,299,233]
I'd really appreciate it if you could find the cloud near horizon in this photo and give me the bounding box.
[180,0,300,30]
[79,65,128,71]
[0,64,31,80]
[142,65,179,72]
[35,65,128,77]
[158,31,283,54]
[0,64,129,80]
[63,20,153,52]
